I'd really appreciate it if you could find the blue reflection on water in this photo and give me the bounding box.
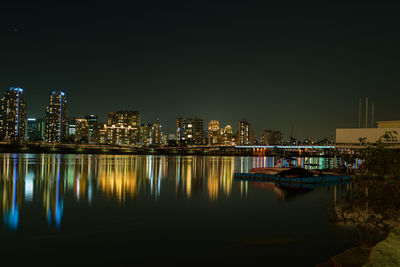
[4,160,19,230]
[55,165,63,228]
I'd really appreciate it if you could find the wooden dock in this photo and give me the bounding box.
[233,172,351,184]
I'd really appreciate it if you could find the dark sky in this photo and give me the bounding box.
[1,1,400,139]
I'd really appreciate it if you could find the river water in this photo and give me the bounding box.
[0,154,354,266]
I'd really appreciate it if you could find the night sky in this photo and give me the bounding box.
[1,1,400,139]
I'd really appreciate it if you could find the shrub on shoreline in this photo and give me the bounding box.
[332,131,400,245]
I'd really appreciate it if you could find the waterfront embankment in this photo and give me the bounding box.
[0,143,334,157]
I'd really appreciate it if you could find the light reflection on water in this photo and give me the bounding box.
[0,153,354,265]
[0,154,342,230]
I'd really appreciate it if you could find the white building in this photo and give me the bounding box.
[336,128,400,144]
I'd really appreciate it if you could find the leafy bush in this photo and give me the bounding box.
[332,131,400,245]
[357,131,400,178]
[335,131,400,178]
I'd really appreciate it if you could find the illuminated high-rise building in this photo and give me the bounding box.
[176,117,204,145]
[85,114,98,141]
[45,91,68,143]
[208,120,220,145]
[26,118,45,141]
[193,118,204,144]
[67,117,76,139]
[140,123,152,145]
[176,118,188,143]
[0,87,26,141]
[161,135,167,145]
[92,122,107,143]
[140,120,162,146]
[106,111,140,145]
[238,119,253,145]
[221,125,233,145]
[151,120,162,145]
[75,118,89,142]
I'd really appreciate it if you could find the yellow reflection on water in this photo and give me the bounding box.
[0,154,239,230]
[97,156,139,203]
[96,156,169,202]
[207,157,234,201]
[173,156,234,200]
[207,158,219,201]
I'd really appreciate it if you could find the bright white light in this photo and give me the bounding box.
[25,172,35,201]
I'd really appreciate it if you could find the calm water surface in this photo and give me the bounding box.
[0,154,354,266]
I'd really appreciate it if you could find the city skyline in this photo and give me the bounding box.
[0,86,274,144]
[0,85,389,143]
[2,2,400,139]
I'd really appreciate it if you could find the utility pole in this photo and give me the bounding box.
[358,98,361,128]
[365,97,368,128]
[372,102,375,128]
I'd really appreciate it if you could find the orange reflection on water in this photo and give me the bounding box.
[97,156,139,203]
[207,158,219,201]
[173,156,234,200]
[96,156,168,202]
[174,156,204,198]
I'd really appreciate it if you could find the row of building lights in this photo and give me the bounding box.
[0,87,277,146]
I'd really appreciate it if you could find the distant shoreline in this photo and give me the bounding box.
[0,143,335,157]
